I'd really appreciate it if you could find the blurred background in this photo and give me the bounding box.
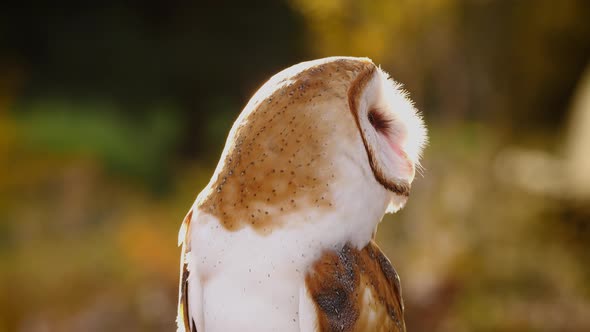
[1,1,590,331]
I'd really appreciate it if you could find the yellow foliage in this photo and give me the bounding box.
[117,218,179,282]
[289,0,458,62]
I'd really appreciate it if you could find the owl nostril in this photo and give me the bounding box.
[368,109,392,133]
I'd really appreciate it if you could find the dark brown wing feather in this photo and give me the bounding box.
[305,241,406,332]
[177,210,197,332]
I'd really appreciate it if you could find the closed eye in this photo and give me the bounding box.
[368,109,392,133]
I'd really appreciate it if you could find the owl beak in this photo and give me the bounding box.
[393,144,415,183]
[382,133,416,185]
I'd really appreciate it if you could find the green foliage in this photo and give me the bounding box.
[15,100,182,187]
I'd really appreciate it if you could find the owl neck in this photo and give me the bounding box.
[196,150,392,249]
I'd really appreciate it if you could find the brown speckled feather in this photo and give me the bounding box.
[306,241,405,332]
[197,59,375,235]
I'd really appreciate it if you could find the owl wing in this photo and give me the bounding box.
[303,241,406,332]
[176,209,197,332]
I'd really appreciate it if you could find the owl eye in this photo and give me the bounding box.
[368,109,392,133]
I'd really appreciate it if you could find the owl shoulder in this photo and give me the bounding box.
[304,241,406,332]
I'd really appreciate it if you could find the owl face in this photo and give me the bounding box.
[198,57,426,233]
[348,61,427,211]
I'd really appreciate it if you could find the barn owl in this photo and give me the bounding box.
[177,57,427,332]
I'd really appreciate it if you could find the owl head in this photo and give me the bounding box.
[199,57,427,233]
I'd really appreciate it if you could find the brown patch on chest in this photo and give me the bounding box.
[305,241,405,332]
[198,59,374,234]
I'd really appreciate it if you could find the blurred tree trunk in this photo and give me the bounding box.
[565,62,590,199]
